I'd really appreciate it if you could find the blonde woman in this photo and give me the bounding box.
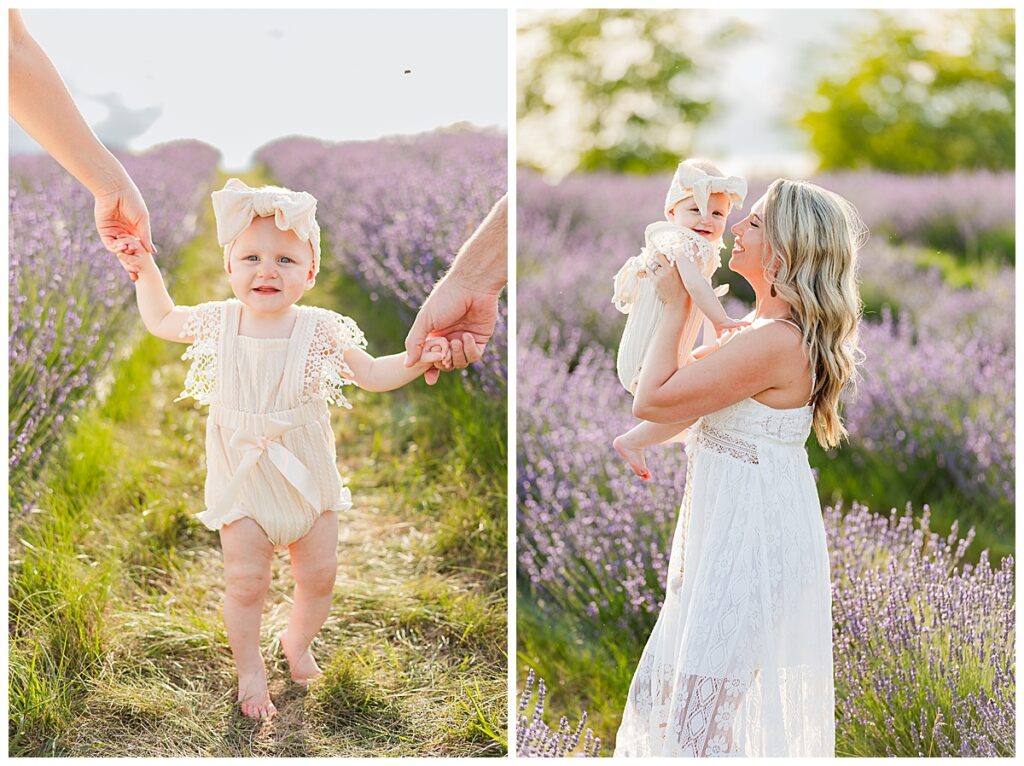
[614,179,865,757]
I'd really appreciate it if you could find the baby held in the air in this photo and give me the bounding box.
[612,160,748,480]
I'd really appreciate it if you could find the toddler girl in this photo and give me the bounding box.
[611,160,747,480]
[114,178,451,719]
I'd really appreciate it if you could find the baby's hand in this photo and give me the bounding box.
[420,336,453,372]
[112,237,153,281]
[713,317,751,338]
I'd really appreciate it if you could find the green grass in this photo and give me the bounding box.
[9,169,507,757]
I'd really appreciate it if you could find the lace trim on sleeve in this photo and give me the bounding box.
[174,301,224,404]
[646,223,715,272]
[303,309,367,408]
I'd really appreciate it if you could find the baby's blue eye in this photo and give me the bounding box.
[245,255,259,262]
[279,256,294,264]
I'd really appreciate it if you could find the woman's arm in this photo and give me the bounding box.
[634,321,799,423]
[633,254,795,423]
[9,10,155,255]
[343,345,447,393]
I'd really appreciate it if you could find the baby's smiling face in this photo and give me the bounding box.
[667,191,732,242]
[226,216,315,317]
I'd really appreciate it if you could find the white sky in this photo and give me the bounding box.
[10,9,508,170]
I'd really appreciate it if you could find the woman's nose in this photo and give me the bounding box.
[730,221,742,237]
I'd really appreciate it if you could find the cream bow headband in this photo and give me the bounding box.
[211,178,322,276]
[665,163,747,220]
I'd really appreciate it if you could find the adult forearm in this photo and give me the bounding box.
[446,194,507,294]
[634,296,690,412]
[9,20,130,197]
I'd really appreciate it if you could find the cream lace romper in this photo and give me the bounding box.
[176,299,366,547]
[613,222,728,394]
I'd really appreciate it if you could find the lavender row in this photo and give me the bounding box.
[257,131,508,396]
[826,501,1014,756]
[849,311,1013,505]
[9,141,220,498]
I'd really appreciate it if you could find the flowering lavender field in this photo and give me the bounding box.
[517,168,1015,754]
[258,131,508,397]
[8,142,219,501]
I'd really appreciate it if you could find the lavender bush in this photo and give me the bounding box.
[517,329,686,638]
[826,501,1014,756]
[517,668,600,757]
[258,131,508,396]
[9,142,219,499]
[848,310,1013,507]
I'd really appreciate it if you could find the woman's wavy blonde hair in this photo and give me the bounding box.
[762,179,867,449]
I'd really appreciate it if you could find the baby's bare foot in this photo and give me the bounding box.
[613,435,651,481]
[238,670,276,720]
[279,630,322,685]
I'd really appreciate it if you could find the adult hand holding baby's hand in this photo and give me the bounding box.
[419,336,454,378]
[113,239,154,280]
[94,180,156,258]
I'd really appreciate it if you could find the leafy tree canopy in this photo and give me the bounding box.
[799,10,1014,173]
[518,10,743,178]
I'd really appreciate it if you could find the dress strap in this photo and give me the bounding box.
[772,317,816,408]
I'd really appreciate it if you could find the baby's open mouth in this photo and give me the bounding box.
[253,286,280,293]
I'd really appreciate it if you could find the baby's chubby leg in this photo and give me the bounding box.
[220,518,276,719]
[281,510,339,685]
[613,420,689,480]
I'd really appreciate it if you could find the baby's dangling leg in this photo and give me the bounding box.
[613,428,652,481]
[614,420,692,480]
[282,510,339,685]
[220,518,277,719]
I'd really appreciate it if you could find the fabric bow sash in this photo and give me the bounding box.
[211,177,322,275]
[204,417,322,525]
[665,165,748,219]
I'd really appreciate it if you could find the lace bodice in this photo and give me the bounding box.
[175,300,366,408]
[699,398,813,446]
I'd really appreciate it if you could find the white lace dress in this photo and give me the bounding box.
[175,299,366,547]
[614,385,835,756]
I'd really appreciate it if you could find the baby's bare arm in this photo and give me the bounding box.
[673,256,729,325]
[118,248,191,342]
[343,338,450,392]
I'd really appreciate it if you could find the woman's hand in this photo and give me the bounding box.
[94,181,156,257]
[650,252,686,305]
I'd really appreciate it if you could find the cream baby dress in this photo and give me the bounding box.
[612,163,746,394]
[175,298,366,547]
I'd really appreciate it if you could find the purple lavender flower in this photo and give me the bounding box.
[9,141,220,502]
[517,668,601,757]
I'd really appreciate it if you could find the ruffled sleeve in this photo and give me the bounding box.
[305,308,368,408]
[174,301,225,404]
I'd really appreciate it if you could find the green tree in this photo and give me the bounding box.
[518,9,743,177]
[799,10,1014,172]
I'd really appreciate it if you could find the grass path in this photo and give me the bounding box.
[9,171,506,757]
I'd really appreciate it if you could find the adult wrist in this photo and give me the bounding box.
[445,266,504,296]
[85,152,134,199]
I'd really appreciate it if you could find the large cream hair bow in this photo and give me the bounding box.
[211,178,322,275]
[665,163,748,220]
